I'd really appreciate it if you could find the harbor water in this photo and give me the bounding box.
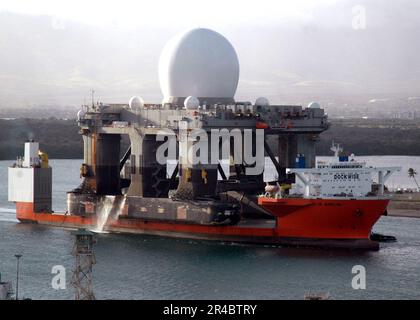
[0,158,419,300]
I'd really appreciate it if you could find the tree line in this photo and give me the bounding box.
[1,118,420,160]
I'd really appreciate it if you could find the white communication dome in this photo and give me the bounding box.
[308,102,321,109]
[255,97,270,106]
[159,28,240,102]
[129,96,144,110]
[184,96,200,110]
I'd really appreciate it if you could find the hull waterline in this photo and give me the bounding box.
[14,198,389,251]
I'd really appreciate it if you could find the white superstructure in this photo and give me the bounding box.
[288,144,400,198]
[8,141,52,212]
[23,141,40,168]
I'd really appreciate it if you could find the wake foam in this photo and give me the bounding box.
[0,208,18,223]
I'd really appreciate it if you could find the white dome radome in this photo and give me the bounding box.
[129,96,144,110]
[159,28,240,103]
[308,102,321,109]
[255,97,270,106]
[184,96,200,110]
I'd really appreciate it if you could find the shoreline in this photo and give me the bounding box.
[388,209,420,219]
[388,192,420,218]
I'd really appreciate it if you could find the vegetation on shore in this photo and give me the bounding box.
[1,118,420,160]
[317,119,420,156]
[0,118,82,160]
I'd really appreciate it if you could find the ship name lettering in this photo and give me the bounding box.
[333,173,360,180]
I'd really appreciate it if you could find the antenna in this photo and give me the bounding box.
[330,141,343,157]
[91,89,95,107]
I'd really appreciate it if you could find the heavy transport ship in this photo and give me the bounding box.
[258,143,399,242]
[7,28,400,250]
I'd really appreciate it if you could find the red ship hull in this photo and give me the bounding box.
[14,197,389,250]
[257,197,389,239]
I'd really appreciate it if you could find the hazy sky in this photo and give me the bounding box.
[0,0,340,27]
[0,0,419,107]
